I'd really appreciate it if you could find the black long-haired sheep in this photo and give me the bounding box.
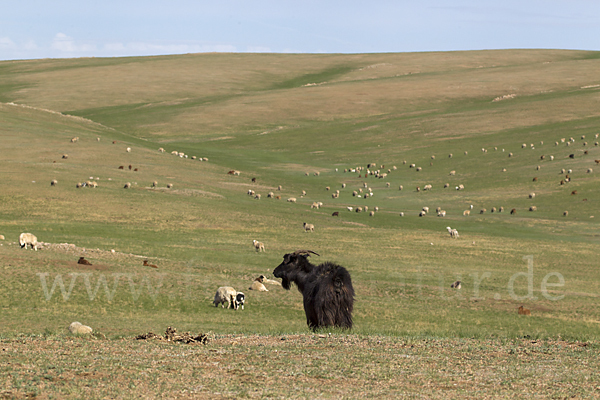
[273,250,354,330]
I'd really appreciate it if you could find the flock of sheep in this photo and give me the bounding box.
[232,132,598,242]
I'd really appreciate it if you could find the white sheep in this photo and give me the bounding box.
[311,202,320,209]
[253,240,265,252]
[347,206,353,212]
[126,147,131,153]
[437,210,446,217]
[19,233,38,250]
[68,322,93,335]
[213,286,239,310]
[249,280,268,292]
[158,148,165,153]
[287,197,297,203]
[303,222,315,232]
[255,194,261,200]
[50,179,58,186]
[446,226,459,239]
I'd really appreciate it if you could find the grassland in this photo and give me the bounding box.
[1,49,599,398]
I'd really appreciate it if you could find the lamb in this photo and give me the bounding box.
[249,276,269,292]
[303,223,315,232]
[273,250,354,330]
[68,322,93,335]
[78,257,92,266]
[518,306,531,316]
[19,233,38,250]
[143,260,158,268]
[446,226,459,239]
[213,287,243,310]
[253,240,265,252]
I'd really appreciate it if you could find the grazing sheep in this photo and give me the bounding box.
[369,211,375,216]
[167,183,173,189]
[347,207,353,212]
[529,206,537,211]
[152,181,158,188]
[416,167,422,171]
[518,306,531,316]
[456,184,464,190]
[355,207,363,213]
[19,233,38,250]
[444,183,450,188]
[332,211,339,217]
[563,211,569,216]
[311,202,320,209]
[124,182,131,189]
[128,165,132,170]
[422,207,429,214]
[254,194,261,200]
[533,177,538,182]
[511,208,517,215]
[571,190,577,195]
[399,212,405,217]
[68,322,93,335]
[463,210,470,216]
[529,193,535,199]
[253,240,265,252]
[273,250,354,330]
[302,190,307,196]
[78,257,92,266]
[446,226,459,239]
[499,207,504,213]
[267,192,274,198]
[550,156,554,161]
[0,235,4,240]
[437,210,446,217]
[126,147,131,153]
[213,287,242,310]
[158,148,165,153]
[480,208,487,214]
[491,207,497,213]
[118,166,124,169]
[287,197,297,203]
[588,168,593,173]
[50,179,58,186]
[314,172,320,176]
[303,222,315,232]
[71,137,79,143]
[399,185,403,191]
[247,189,255,196]
[569,154,575,159]
[450,281,461,289]
[62,154,68,159]
[419,211,426,217]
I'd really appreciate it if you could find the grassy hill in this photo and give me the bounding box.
[1,49,599,342]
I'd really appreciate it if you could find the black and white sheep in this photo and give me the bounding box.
[213,287,244,310]
[273,250,354,330]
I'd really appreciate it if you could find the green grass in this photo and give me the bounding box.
[1,49,599,397]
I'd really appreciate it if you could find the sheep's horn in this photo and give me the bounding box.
[292,249,320,257]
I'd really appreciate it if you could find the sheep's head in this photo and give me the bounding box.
[273,250,319,290]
